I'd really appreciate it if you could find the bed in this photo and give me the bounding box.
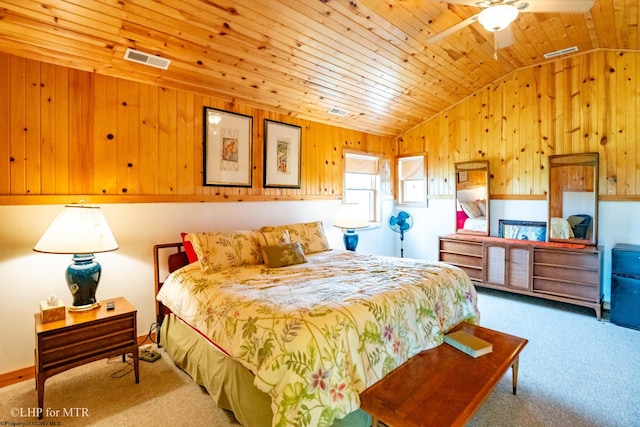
[154,221,480,427]
[459,214,488,233]
[457,197,488,233]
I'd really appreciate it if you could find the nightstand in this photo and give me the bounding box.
[34,296,140,419]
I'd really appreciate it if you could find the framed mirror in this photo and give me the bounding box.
[547,153,598,245]
[397,153,427,206]
[454,161,490,236]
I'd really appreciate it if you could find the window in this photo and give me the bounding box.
[397,153,427,206]
[343,152,381,224]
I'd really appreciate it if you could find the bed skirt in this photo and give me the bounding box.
[160,314,371,427]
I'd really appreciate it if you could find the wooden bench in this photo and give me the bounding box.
[359,323,528,427]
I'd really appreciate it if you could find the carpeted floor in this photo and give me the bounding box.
[469,288,640,427]
[1,288,639,426]
[0,349,238,426]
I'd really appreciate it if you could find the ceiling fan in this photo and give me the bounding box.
[426,0,595,60]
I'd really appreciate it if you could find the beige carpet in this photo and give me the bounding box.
[0,347,238,426]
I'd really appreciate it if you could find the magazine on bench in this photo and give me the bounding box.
[444,330,493,358]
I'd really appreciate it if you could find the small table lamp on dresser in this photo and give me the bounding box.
[33,203,119,311]
[333,203,369,251]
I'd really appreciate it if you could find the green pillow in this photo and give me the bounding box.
[262,242,307,268]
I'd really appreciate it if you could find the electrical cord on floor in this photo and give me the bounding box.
[102,321,164,378]
[104,320,161,378]
[139,322,160,346]
[138,321,163,362]
[107,355,134,379]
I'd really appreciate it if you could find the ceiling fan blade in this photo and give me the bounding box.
[496,26,514,48]
[426,13,480,44]
[516,0,595,13]
[425,0,592,46]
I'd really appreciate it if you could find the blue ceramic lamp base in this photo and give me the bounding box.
[343,230,359,251]
[66,253,102,311]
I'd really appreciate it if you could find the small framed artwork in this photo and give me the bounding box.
[263,119,302,189]
[203,107,253,187]
[499,220,547,242]
[458,171,468,183]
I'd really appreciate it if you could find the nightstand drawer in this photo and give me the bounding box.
[39,316,134,349]
[40,328,136,369]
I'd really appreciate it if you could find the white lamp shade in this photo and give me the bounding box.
[34,205,119,254]
[478,5,519,32]
[333,203,369,230]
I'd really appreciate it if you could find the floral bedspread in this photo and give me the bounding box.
[157,250,479,427]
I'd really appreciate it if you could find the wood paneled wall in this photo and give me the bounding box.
[2,50,638,205]
[398,50,639,201]
[0,52,395,204]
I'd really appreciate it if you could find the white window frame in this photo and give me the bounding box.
[397,153,428,207]
[343,151,381,225]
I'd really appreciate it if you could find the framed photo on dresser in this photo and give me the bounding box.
[498,219,547,242]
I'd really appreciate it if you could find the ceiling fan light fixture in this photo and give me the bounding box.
[478,4,519,32]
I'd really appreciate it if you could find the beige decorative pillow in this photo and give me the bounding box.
[477,199,487,217]
[261,221,331,254]
[186,230,264,274]
[262,242,307,268]
[259,229,290,246]
[461,201,482,219]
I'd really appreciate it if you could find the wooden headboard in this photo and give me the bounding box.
[153,242,189,324]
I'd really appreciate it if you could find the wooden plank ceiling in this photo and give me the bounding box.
[0,0,637,137]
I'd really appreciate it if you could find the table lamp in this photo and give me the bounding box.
[34,204,119,311]
[333,203,368,251]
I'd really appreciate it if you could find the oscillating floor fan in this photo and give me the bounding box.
[388,210,414,258]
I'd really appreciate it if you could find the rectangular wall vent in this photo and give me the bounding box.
[124,48,171,70]
[543,46,579,59]
[328,107,349,117]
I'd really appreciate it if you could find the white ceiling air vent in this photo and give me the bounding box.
[543,46,579,59]
[328,107,349,117]
[124,48,171,70]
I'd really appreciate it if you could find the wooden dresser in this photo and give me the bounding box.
[439,235,603,319]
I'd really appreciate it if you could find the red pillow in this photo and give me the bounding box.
[181,233,198,264]
[456,210,469,230]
